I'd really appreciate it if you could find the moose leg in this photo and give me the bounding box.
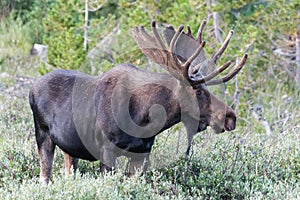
[37,135,55,184]
[184,122,197,157]
[100,149,116,173]
[100,162,112,173]
[186,134,193,156]
[63,152,79,177]
[128,153,150,177]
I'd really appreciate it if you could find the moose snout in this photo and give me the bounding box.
[210,109,236,134]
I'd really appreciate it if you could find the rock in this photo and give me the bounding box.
[0,72,9,78]
[30,44,48,62]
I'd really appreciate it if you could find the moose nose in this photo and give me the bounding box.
[224,113,236,131]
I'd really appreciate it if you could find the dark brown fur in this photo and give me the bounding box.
[29,63,236,184]
[29,18,249,184]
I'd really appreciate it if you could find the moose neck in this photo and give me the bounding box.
[149,76,199,134]
[100,65,201,137]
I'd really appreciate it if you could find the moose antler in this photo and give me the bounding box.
[133,20,248,87]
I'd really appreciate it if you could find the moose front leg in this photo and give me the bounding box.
[128,153,150,176]
[183,120,198,157]
[100,148,117,173]
[63,152,79,177]
[186,138,193,156]
[186,129,196,156]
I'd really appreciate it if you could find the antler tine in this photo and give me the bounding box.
[169,25,184,54]
[191,60,232,85]
[151,20,166,50]
[133,20,247,87]
[206,54,248,85]
[133,20,187,81]
[212,30,234,63]
[196,20,207,43]
[183,41,206,79]
[169,25,184,71]
[133,26,145,47]
[186,26,192,36]
[140,25,153,41]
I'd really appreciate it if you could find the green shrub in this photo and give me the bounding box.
[155,132,300,199]
[1,1,300,199]
[0,14,44,76]
[0,14,33,57]
[42,0,86,71]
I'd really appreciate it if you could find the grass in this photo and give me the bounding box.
[0,15,299,199]
[0,68,299,199]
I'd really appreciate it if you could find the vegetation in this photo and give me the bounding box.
[0,0,299,199]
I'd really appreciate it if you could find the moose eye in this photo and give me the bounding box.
[197,89,205,96]
[189,70,199,79]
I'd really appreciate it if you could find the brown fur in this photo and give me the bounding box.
[29,63,236,184]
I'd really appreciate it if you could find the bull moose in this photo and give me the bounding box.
[29,20,247,184]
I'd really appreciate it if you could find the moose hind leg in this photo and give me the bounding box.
[37,135,55,184]
[63,152,79,177]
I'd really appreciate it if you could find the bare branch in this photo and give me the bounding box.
[213,12,222,44]
[296,31,300,87]
[84,0,89,51]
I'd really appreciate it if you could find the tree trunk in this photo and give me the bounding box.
[84,0,89,51]
[296,30,300,88]
[207,0,222,43]
[213,12,222,44]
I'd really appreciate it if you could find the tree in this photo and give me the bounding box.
[43,0,86,70]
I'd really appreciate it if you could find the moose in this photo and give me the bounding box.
[29,20,247,184]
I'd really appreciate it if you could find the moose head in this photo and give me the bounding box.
[133,20,247,154]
